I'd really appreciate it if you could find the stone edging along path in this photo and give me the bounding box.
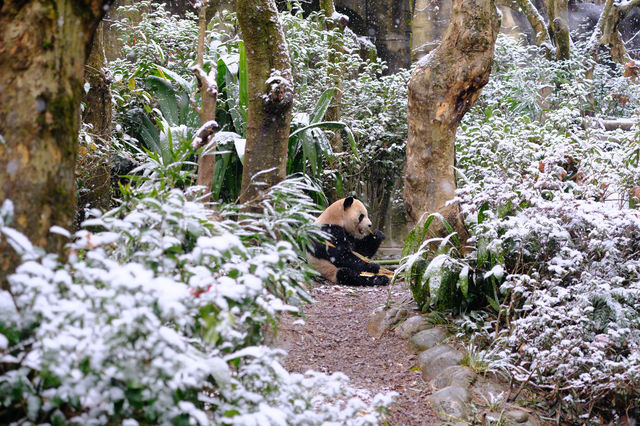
[366,296,545,425]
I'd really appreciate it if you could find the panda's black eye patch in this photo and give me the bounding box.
[358,214,365,223]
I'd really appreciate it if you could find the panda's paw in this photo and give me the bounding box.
[372,275,390,286]
[363,262,381,274]
[372,229,386,241]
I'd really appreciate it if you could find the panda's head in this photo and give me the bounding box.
[315,196,373,239]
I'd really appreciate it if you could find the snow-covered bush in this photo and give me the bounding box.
[0,171,393,424]
[458,35,640,421]
[404,34,640,421]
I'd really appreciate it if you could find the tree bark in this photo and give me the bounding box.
[83,22,112,141]
[320,0,344,154]
[403,0,500,240]
[236,0,294,204]
[192,1,219,202]
[514,0,552,47]
[0,0,112,286]
[588,0,640,63]
[546,0,571,59]
[78,21,113,218]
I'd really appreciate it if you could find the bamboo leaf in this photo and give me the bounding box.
[238,41,249,125]
[487,296,500,312]
[478,201,490,224]
[309,88,336,124]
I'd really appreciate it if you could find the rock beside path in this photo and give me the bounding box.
[430,365,476,390]
[366,305,409,338]
[427,385,472,421]
[418,344,464,381]
[395,315,432,339]
[409,327,447,351]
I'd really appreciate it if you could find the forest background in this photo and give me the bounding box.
[0,0,639,424]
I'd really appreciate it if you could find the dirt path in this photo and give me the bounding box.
[278,281,439,425]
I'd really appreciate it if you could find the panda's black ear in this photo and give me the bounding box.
[343,196,354,210]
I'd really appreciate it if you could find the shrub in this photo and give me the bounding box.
[0,170,394,424]
[402,33,640,422]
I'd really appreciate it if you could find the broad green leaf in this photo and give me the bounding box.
[154,65,191,94]
[146,76,179,125]
[216,58,228,90]
[300,131,317,175]
[309,88,337,124]
[420,214,436,242]
[458,265,470,300]
[234,138,246,165]
[211,151,232,201]
[238,41,249,124]
[487,296,500,312]
[401,228,418,258]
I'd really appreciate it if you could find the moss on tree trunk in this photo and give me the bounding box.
[0,0,111,286]
[236,0,294,204]
[546,0,571,60]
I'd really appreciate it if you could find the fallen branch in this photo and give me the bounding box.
[582,118,636,132]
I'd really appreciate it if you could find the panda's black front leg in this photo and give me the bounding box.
[336,267,389,286]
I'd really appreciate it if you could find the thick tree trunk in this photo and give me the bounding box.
[0,0,111,286]
[236,0,294,204]
[589,0,640,63]
[403,0,500,240]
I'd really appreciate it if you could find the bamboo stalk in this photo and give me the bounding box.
[377,259,400,266]
[322,240,395,277]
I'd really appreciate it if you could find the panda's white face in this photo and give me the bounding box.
[313,197,374,239]
[344,199,372,239]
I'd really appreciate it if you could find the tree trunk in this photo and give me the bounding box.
[403,0,500,241]
[236,0,294,204]
[320,0,347,203]
[192,2,219,202]
[78,21,113,219]
[589,0,640,63]
[0,0,112,286]
[320,0,344,154]
[514,0,552,47]
[546,0,571,59]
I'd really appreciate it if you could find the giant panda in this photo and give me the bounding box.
[308,196,389,286]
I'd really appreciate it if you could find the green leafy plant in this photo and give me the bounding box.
[397,211,505,313]
[0,170,395,424]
